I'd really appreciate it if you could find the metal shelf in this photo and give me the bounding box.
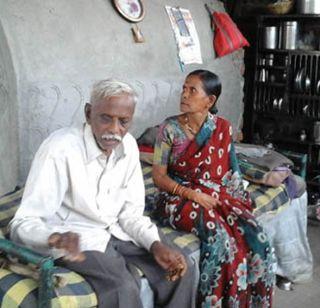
[307,180,320,189]
[259,48,320,55]
[258,14,320,20]
[257,65,287,70]
[255,81,286,87]
[270,138,320,146]
[290,93,320,99]
[259,48,289,54]
[240,14,320,189]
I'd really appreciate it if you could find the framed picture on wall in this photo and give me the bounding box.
[113,0,145,22]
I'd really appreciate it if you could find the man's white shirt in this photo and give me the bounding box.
[10,124,160,258]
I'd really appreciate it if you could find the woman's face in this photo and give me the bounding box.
[180,75,214,114]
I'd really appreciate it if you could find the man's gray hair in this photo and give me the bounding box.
[90,79,138,106]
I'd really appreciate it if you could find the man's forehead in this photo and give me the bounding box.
[93,95,135,115]
[95,94,133,106]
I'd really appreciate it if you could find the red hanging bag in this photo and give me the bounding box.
[211,11,250,57]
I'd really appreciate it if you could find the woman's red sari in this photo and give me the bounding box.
[155,114,275,307]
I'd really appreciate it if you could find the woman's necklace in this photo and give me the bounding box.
[184,114,198,135]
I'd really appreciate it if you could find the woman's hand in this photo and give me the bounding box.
[48,232,86,262]
[150,241,187,281]
[190,190,221,210]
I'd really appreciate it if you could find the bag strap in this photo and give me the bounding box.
[205,4,214,16]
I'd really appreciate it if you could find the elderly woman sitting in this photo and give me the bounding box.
[152,69,276,307]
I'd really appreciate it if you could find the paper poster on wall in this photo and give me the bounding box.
[165,6,202,66]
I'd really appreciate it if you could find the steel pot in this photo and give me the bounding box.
[281,21,298,50]
[297,0,320,14]
[262,26,278,49]
[313,121,320,144]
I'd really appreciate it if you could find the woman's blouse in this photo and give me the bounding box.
[153,116,191,166]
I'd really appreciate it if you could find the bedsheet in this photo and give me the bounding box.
[256,192,313,283]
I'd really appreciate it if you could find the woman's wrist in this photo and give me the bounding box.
[180,187,195,201]
[172,183,180,195]
[171,183,195,201]
[186,188,196,201]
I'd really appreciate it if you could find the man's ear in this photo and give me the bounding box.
[85,103,92,124]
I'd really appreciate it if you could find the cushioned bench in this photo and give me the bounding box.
[0,156,313,307]
[0,188,200,308]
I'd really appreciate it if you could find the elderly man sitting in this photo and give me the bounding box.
[10,79,196,308]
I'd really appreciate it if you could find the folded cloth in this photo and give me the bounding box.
[137,126,159,147]
[235,146,269,158]
[235,143,293,171]
[263,168,291,187]
[236,143,295,187]
[284,174,306,199]
[238,158,292,187]
[138,145,154,166]
[247,183,290,216]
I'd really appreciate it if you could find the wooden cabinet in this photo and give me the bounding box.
[238,14,320,193]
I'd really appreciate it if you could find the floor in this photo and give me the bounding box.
[273,219,320,308]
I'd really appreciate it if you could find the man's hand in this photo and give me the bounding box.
[48,232,85,262]
[150,241,187,282]
[192,191,221,210]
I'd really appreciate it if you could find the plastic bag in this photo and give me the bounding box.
[212,11,249,57]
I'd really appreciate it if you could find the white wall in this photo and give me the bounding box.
[0,19,19,195]
[0,0,245,191]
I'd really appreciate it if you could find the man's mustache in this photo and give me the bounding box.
[101,134,122,142]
